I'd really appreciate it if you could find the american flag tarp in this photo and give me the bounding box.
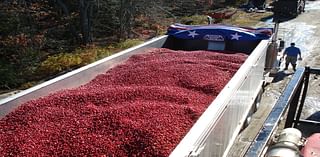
[167,23,273,41]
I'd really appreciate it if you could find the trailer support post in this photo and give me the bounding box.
[293,66,310,127]
[285,78,304,128]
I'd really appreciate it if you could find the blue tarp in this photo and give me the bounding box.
[166,23,272,41]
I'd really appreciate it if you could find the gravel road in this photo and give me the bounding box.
[268,0,320,119]
[229,1,320,156]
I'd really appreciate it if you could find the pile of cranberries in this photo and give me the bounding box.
[0,48,247,156]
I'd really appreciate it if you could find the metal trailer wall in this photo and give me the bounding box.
[0,35,270,157]
[170,40,269,157]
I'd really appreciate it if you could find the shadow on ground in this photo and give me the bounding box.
[307,111,320,121]
[273,15,297,23]
[260,15,273,22]
[272,70,295,83]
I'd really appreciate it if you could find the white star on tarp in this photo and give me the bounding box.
[188,31,199,38]
[231,33,242,40]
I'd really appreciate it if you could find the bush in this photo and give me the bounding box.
[0,13,21,36]
[95,48,113,59]
[180,15,208,25]
[37,53,83,76]
[37,46,116,77]
[0,61,25,90]
[115,39,144,49]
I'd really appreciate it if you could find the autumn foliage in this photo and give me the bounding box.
[0,0,221,90]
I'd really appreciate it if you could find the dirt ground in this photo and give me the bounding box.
[266,0,320,120]
[294,1,320,119]
[228,1,320,156]
[245,0,320,126]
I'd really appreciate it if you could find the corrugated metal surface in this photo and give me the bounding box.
[170,40,269,157]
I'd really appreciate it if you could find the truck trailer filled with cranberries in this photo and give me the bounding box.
[0,24,276,157]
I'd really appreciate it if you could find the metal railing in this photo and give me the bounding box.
[244,67,320,157]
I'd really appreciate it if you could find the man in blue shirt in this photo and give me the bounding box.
[282,42,302,71]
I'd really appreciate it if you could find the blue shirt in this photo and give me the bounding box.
[284,46,301,57]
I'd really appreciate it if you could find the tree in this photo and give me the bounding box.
[119,0,135,39]
[79,0,95,44]
[55,0,79,42]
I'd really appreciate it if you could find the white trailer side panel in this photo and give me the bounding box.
[170,40,269,157]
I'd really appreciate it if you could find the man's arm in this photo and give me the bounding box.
[282,48,288,59]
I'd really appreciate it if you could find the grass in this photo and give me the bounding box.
[114,39,144,49]
[222,10,273,27]
[179,15,209,25]
[172,8,273,27]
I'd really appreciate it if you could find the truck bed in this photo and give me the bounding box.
[0,48,249,156]
[0,25,271,156]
